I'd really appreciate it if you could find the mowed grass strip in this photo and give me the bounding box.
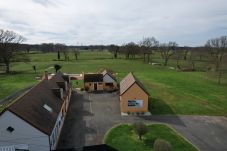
[104,124,198,151]
[0,51,227,115]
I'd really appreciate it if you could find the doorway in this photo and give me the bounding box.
[94,83,97,91]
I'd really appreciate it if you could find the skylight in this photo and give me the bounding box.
[43,104,53,113]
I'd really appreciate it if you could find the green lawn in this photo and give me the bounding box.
[0,51,227,115]
[104,124,198,151]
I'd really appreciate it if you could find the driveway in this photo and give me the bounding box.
[57,91,227,151]
[57,91,122,149]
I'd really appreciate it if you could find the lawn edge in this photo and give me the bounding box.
[161,123,201,151]
[103,123,200,151]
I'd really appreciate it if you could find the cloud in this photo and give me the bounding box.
[0,0,227,46]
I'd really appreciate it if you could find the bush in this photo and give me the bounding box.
[54,64,62,73]
[153,138,172,151]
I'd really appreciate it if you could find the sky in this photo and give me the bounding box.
[0,0,227,46]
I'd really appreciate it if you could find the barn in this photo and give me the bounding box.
[119,72,149,114]
[0,72,72,151]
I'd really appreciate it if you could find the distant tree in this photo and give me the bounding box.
[57,50,60,60]
[40,43,55,52]
[109,44,119,59]
[55,43,67,61]
[33,65,36,73]
[188,50,197,71]
[74,49,80,60]
[205,36,227,84]
[0,29,26,73]
[140,37,159,63]
[133,122,148,140]
[25,44,31,54]
[122,42,140,59]
[63,50,69,61]
[153,138,172,151]
[54,64,62,73]
[183,49,189,60]
[173,48,184,69]
[160,41,178,66]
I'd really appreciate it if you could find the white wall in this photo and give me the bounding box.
[103,74,114,83]
[50,109,64,150]
[0,111,49,151]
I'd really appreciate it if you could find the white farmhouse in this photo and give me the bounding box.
[0,72,72,151]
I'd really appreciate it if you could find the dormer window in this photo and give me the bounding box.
[43,104,53,113]
[6,126,14,133]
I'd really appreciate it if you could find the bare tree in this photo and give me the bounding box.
[188,50,197,71]
[205,36,227,84]
[140,37,159,63]
[121,42,140,59]
[173,48,184,69]
[69,47,80,60]
[40,43,55,52]
[55,43,67,61]
[108,44,119,59]
[0,29,26,73]
[160,41,178,66]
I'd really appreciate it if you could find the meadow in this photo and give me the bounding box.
[0,51,227,115]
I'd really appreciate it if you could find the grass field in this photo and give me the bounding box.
[0,51,227,115]
[104,124,198,151]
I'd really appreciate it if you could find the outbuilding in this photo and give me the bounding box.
[119,72,149,114]
[84,74,104,91]
[84,69,118,92]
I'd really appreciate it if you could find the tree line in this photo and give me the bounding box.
[0,29,226,84]
[108,37,227,84]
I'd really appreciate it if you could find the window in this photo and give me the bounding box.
[105,83,113,86]
[6,126,14,133]
[43,104,53,113]
[98,83,102,85]
[128,100,143,108]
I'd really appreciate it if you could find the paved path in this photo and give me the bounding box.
[57,91,227,151]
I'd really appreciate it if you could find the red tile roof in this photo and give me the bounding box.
[120,72,149,96]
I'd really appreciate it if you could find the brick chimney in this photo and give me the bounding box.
[52,88,64,99]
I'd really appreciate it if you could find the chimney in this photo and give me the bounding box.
[60,88,63,99]
[52,88,64,99]
[56,82,65,90]
[65,81,68,91]
[44,70,48,80]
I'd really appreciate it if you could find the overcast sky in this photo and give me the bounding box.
[0,0,227,46]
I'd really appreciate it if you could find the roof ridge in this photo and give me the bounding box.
[120,72,149,96]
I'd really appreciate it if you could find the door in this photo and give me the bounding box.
[94,83,97,91]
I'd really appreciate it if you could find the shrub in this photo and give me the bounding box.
[153,138,172,151]
[54,64,62,73]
